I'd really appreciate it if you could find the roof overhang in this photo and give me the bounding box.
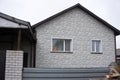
[0,12,36,42]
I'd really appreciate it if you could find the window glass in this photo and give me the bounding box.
[65,40,71,51]
[96,40,100,52]
[92,40,95,52]
[52,39,63,52]
[52,39,71,52]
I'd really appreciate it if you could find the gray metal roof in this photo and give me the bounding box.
[0,12,30,26]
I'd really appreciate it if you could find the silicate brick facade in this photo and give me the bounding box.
[5,50,23,80]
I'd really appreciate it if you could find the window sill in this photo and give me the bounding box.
[51,51,73,53]
[91,52,103,54]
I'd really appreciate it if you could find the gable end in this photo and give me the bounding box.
[32,3,120,36]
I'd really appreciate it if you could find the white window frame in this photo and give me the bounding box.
[51,37,73,52]
[91,40,102,53]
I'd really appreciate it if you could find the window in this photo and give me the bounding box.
[117,58,120,66]
[92,40,102,53]
[52,39,72,52]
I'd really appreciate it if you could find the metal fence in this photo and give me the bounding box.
[23,68,109,80]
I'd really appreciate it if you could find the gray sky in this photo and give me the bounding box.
[0,0,120,48]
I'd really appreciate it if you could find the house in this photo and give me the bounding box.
[33,3,120,68]
[1,3,120,80]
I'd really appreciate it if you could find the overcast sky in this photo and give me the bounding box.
[0,0,120,48]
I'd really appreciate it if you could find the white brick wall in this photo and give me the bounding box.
[5,50,23,80]
[36,8,115,68]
